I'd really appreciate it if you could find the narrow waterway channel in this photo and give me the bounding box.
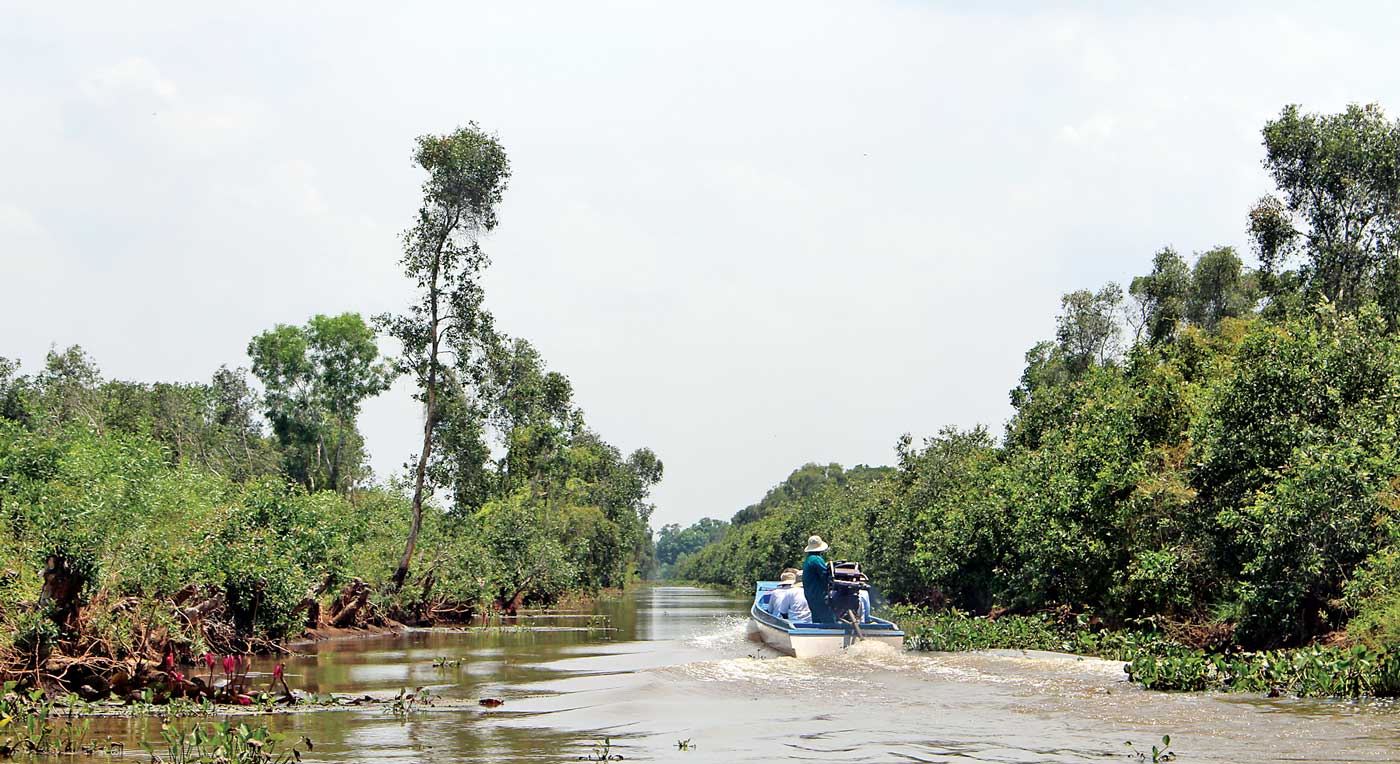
[86,586,1400,762]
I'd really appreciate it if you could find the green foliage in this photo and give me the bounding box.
[474,490,576,606]
[899,608,1400,698]
[376,123,513,590]
[0,685,111,757]
[895,607,1172,659]
[1126,643,1400,697]
[682,215,1400,663]
[1,348,282,482]
[1186,246,1258,330]
[1129,247,1191,345]
[142,720,312,764]
[1055,283,1123,374]
[655,518,728,572]
[1250,103,1400,312]
[876,428,1000,607]
[730,463,889,526]
[1193,306,1400,643]
[248,313,393,493]
[1125,736,1175,764]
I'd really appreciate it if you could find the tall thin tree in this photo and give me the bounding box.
[379,125,511,590]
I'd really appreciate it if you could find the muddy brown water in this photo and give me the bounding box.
[79,586,1400,762]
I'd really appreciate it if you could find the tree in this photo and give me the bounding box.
[1186,246,1257,330]
[0,357,26,424]
[476,333,580,495]
[655,518,730,568]
[33,346,103,432]
[1248,103,1400,311]
[248,313,393,493]
[734,463,833,526]
[1055,283,1123,374]
[1129,248,1191,345]
[378,124,512,591]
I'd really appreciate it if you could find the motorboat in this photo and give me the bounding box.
[748,581,905,658]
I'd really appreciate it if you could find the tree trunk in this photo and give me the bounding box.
[392,242,445,591]
[328,578,369,628]
[40,555,85,630]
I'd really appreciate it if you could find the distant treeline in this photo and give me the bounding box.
[0,124,661,689]
[673,103,1400,651]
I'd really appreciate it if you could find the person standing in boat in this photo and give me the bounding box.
[801,535,835,623]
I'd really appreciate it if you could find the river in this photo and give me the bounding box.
[87,585,1400,762]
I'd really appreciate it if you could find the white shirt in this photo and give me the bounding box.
[769,585,795,617]
[786,586,812,623]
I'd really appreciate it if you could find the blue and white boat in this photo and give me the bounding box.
[748,581,906,658]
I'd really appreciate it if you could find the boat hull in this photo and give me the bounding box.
[749,616,904,658]
[748,582,905,658]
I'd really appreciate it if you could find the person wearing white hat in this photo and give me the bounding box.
[801,535,835,623]
[768,568,811,623]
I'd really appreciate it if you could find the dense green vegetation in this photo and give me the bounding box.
[677,104,1400,670]
[0,125,660,694]
[653,518,728,578]
[894,609,1400,697]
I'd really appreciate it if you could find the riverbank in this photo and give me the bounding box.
[896,606,1400,697]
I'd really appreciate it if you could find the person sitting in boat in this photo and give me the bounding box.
[768,569,812,622]
[766,569,796,615]
[788,580,813,623]
[801,535,836,623]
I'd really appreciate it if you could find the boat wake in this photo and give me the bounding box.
[686,615,754,652]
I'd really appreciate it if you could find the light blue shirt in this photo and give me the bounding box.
[786,587,812,623]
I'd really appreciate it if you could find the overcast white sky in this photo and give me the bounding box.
[2,2,1396,527]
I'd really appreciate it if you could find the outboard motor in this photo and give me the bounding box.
[827,560,870,625]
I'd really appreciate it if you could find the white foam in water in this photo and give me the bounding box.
[687,615,752,650]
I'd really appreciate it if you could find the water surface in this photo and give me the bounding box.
[90,586,1400,762]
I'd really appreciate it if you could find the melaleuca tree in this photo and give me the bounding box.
[378,124,511,590]
[1129,247,1191,346]
[1248,103,1400,312]
[1056,284,1124,374]
[0,357,27,424]
[1186,246,1257,330]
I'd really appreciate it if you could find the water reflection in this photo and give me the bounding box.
[79,586,1400,763]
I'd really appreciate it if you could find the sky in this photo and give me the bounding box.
[3,1,1398,528]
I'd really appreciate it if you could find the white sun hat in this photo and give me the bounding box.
[803,535,829,554]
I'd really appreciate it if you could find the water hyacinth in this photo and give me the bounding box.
[898,607,1400,698]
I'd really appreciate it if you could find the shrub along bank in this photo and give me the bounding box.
[0,389,657,698]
